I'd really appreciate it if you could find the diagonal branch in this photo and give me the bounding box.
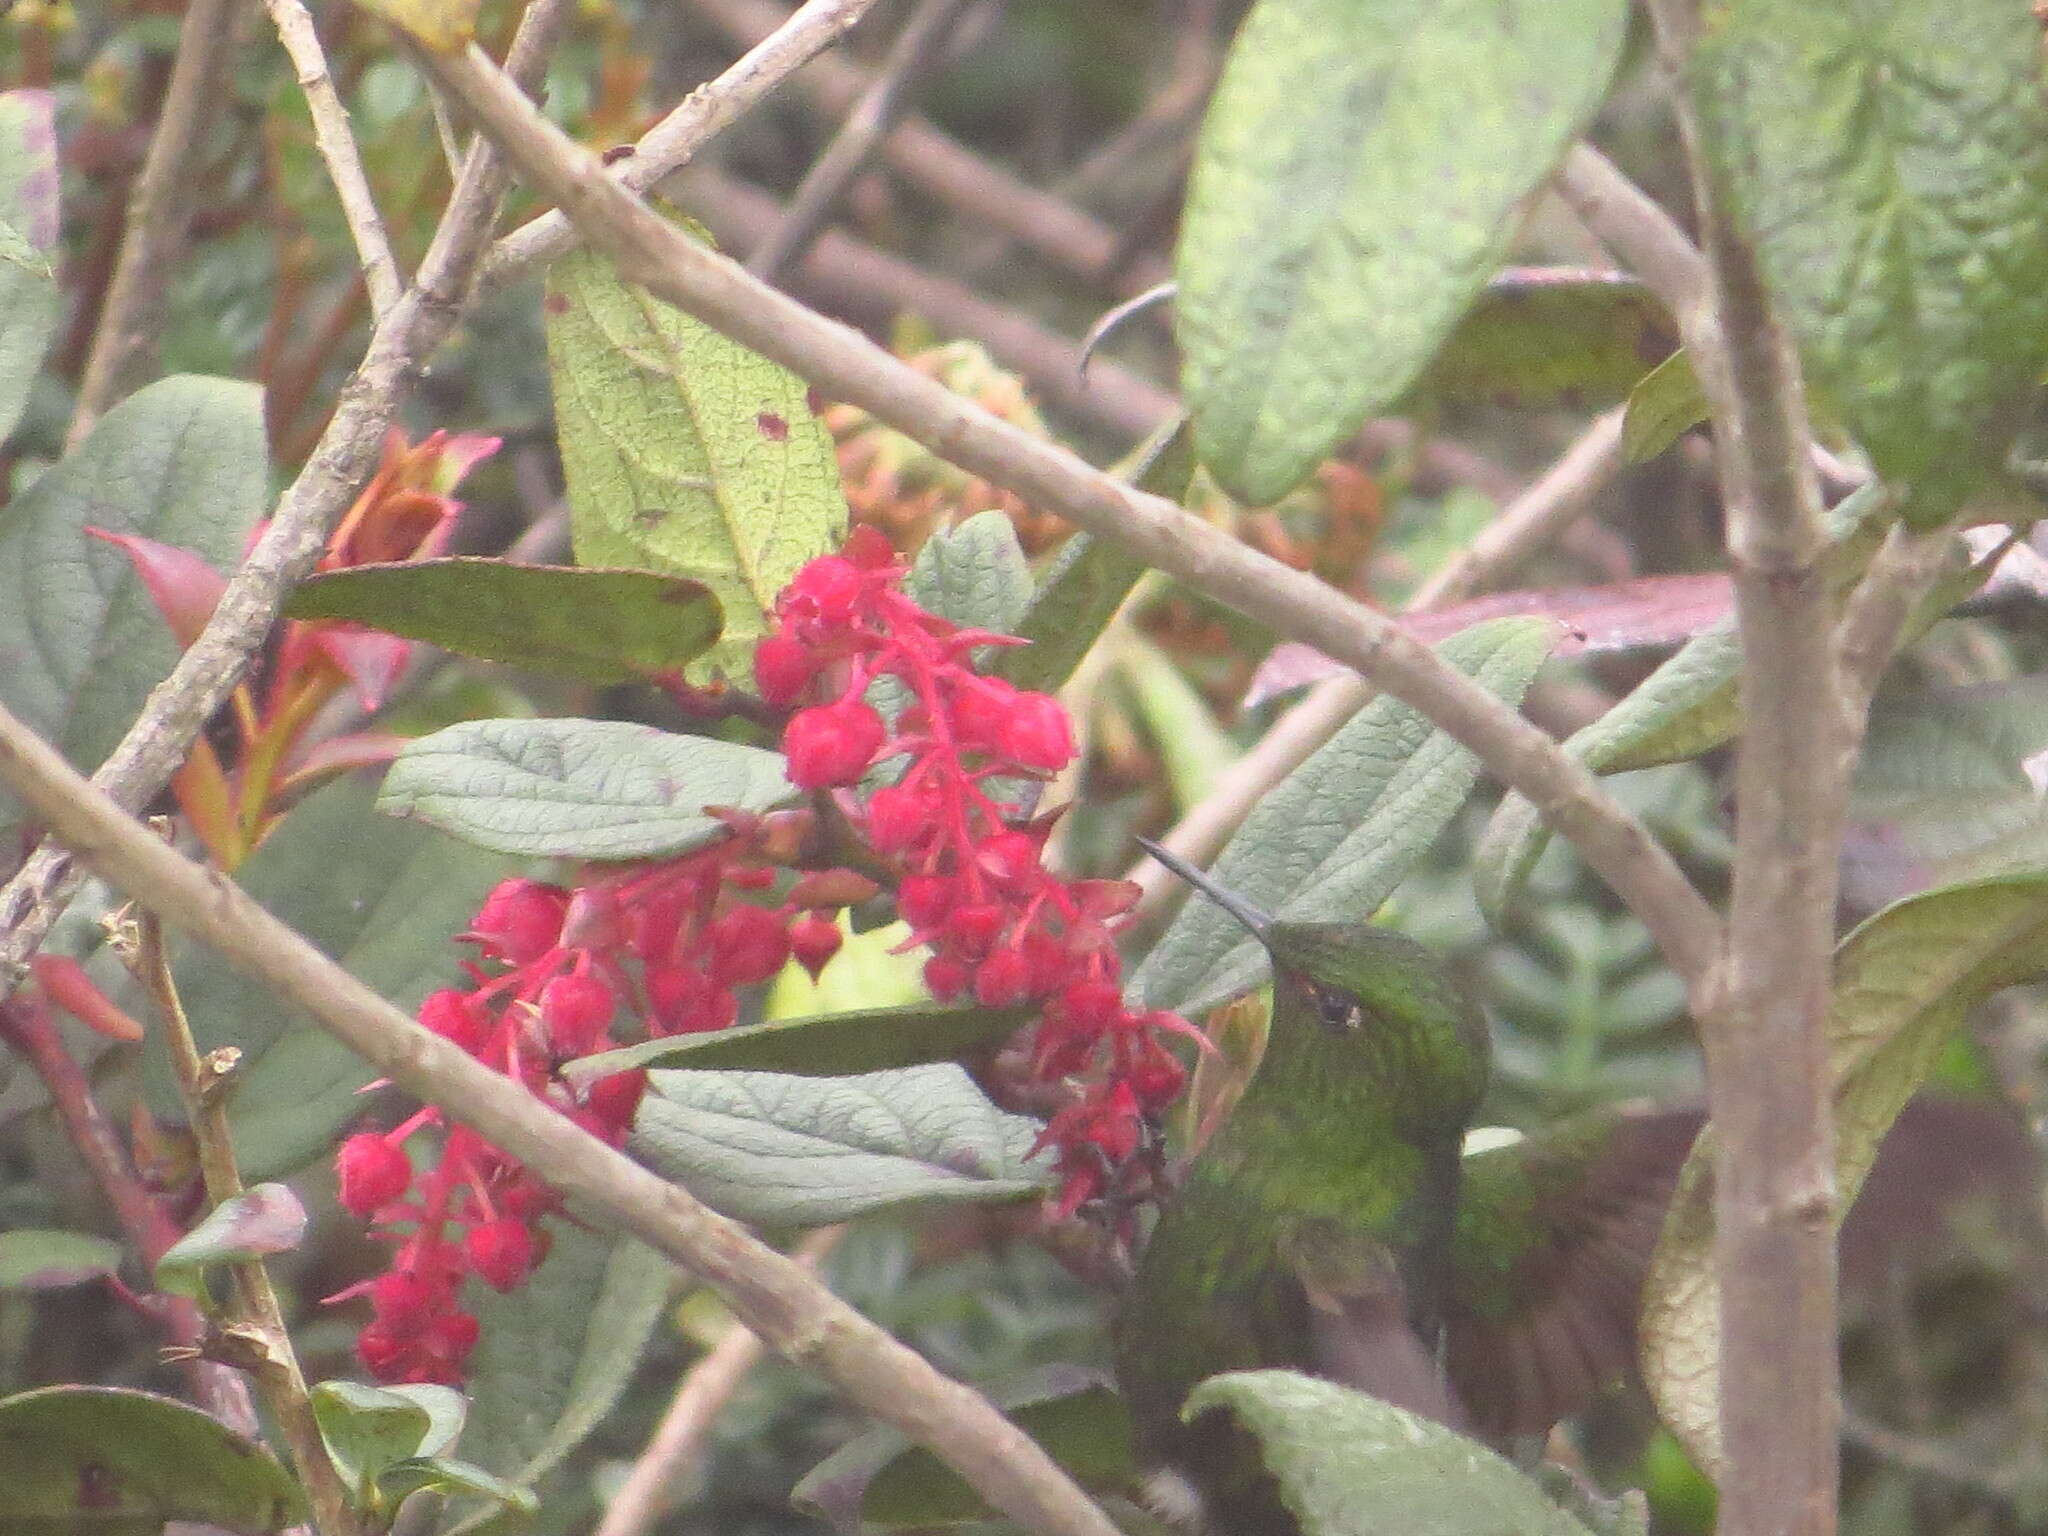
[415,38,1725,1000]
[0,699,1123,1536]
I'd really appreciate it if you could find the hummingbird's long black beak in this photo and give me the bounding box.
[1136,837,1274,940]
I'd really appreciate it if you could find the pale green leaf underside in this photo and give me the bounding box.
[1176,0,1627,502]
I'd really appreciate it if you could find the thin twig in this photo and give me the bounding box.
[0,0,577,1007]
[0,701,1125,1536]
[415,39,1724,998]
[596,1226,846,1536]
[748,0,981,282]
[1645,5,1841,1532]
[263,0,406,317]
[479,0,888,293]
[1123,410,1627,916]
[1553,144,1708,325]
[1834,523,1954,723]
[69,0,250,443]
[128,910,363,1536]
[0,999,261,1435]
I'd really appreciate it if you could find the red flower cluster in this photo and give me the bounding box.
[328,817,873,1384]
[757,526,1199,1216]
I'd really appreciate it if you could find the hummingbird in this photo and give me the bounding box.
[1116,840,1697,1534]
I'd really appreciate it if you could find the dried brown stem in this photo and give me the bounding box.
[0,700,1124,1536]
[70,0,251,443]
[130,912,363,1536]
[747,0,979,282]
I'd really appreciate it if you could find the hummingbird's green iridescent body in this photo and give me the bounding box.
[1117,843,1685,1534]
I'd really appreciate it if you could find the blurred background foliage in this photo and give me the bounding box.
[7,1,2048,1532]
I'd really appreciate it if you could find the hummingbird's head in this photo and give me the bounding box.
[1138,838,1390,1035]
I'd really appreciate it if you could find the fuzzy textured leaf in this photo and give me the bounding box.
[1641,871,2048,1472]
[144,776,507,1178]
[154,1183,307,1301]
[1694,0,2048,525]
[287,559,723,683]
[457,1229,671,1498]
[1177,0,1628,501]
[379,717,796,859]
[544,244,845,682]
[1417,268,1673,414]
[633,1063,1054,1226]
[0,91,60,444]
[0,1385,306,1533]
[1132,618,1560,1016]
[903,511,1033,638]
[0,1229,122,1290]
[565,1001,1036,1085]
[794,1367,1135,1532]
[0,378,264,834]
[1184,1371,1594,1536]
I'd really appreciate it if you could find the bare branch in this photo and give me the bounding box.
[417,40,1723,998]
[262,0,406,317]
[596,1227,846,1536]
[1553,144,1708,324]
[749,0,980,282]
[70,0,251,443]
[0,701,1124,1536]
[481,0,888,293]
[1129,408,1630,916]
[1834,521,1952,724]
[1644,5,1841,1532]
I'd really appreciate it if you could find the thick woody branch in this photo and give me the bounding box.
[414,40,1723,998]
[0,702,1122,1536]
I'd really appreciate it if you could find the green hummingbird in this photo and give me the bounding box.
[1116,840,1697,1534]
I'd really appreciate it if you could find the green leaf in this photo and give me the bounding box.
[999,418,1197,698]
[0,1228,122,1290]
[1131,617,1560,1016]
[1641,870,2048,1474]
[285,560,723,684]
[793,1366,1136,1532]
[1416,269,1674,414]
[378,717,796,860]
[1176,0,1628,502]
[1693,0,2048,526]
[310,1380,460,1496]
[143,775,507,1178]
[454,1230,670,1500]
[632,1063,1055,1226]
[0,91,61,444]
[0,377,265,834]
[1184,1371,1595,1536]
[543,243,846,682]
[1116,633,1239,811]
[153,1183,306,1301]
[0,1384,307,1533]
[564,1001,1036,1085]
[1621,352,1709,464]
[377,1456,536,1518]
[904,511,1033,637]
[1474,483,1896,916]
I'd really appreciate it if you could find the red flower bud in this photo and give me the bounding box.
[466,1218,537,1291]
[582,1070,648,1139]
[419,988,491,1053]
[538,974,614,1058]
[783,700,885,788]
[974,946,1034,1008]
[898,874,954,929]
[789,913,843,980]
[336,1133,412,1217]
[943,903,1005,959]
[952,678,1018,754]
[841,524,897,570]
[754,632,817,705]
[924,954,971,1000]
[369,1267,442,1329]
[467,879,568,964]
[863,783,930,854]
[708,904,792,988]
[975,830,1041,887]
[1002,691,1076,771]
[786,556,864,622]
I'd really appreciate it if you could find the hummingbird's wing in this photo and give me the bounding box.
[1281,1217,1469,1430]
[1443,1104,1703,1439]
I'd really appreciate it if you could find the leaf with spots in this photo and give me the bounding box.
[543,242,846,683]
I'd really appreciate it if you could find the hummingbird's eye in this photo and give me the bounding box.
[1312,985,1364,1032]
